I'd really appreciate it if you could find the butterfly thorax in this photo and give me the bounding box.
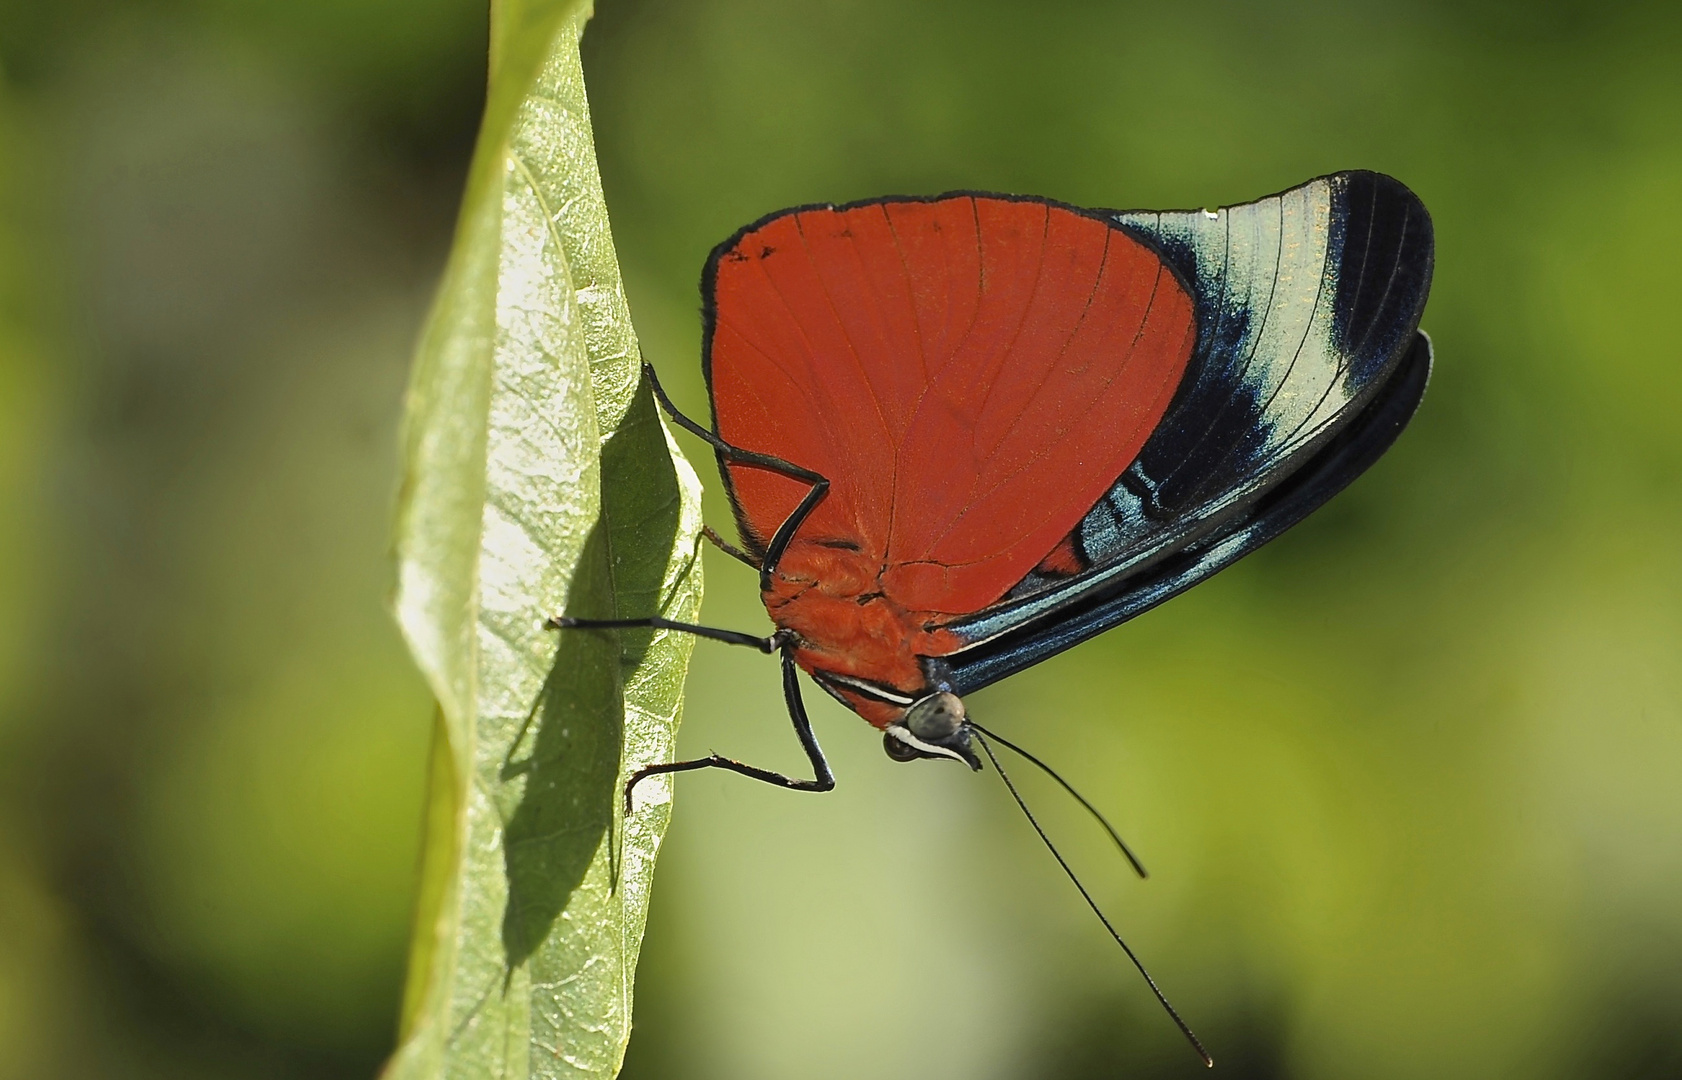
[762,539,963,727]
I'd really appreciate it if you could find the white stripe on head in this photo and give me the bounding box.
[883,723,970,765]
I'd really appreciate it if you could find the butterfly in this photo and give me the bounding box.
[555,170,1433,1063]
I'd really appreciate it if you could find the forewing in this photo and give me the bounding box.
[705,195,1197,615]
[942,172,1434,673]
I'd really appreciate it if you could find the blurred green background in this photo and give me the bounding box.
[3,1,1680,1078]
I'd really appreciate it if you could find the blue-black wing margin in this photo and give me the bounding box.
[934,171,1434,695]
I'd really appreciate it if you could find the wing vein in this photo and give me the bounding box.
[790,211,895,453]
[980,223,1114,466]
[972,203,1054,430]
[923,256,1168,558]
[1158,197,1284,497]
[1353,202,1411,359]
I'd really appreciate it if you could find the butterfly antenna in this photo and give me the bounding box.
[967,721,1148,879]
[970,727,1212,1068]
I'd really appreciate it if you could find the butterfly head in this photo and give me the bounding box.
[883,691,981,770]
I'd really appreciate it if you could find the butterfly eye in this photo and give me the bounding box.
[905,691,966,742]
[881,731,925,763]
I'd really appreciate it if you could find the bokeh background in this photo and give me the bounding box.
[2,1,1680,1077]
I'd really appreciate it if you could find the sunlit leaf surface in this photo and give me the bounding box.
[385,4,704,1077]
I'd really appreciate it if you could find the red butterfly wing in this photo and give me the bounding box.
[706,195,1196,619]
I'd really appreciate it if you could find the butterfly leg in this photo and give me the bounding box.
[640,361,830,587]
[547,614,783,654]
[623,644,835,811]
[701,524,760,569]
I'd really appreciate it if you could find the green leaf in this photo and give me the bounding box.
[384,3,705,1078]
